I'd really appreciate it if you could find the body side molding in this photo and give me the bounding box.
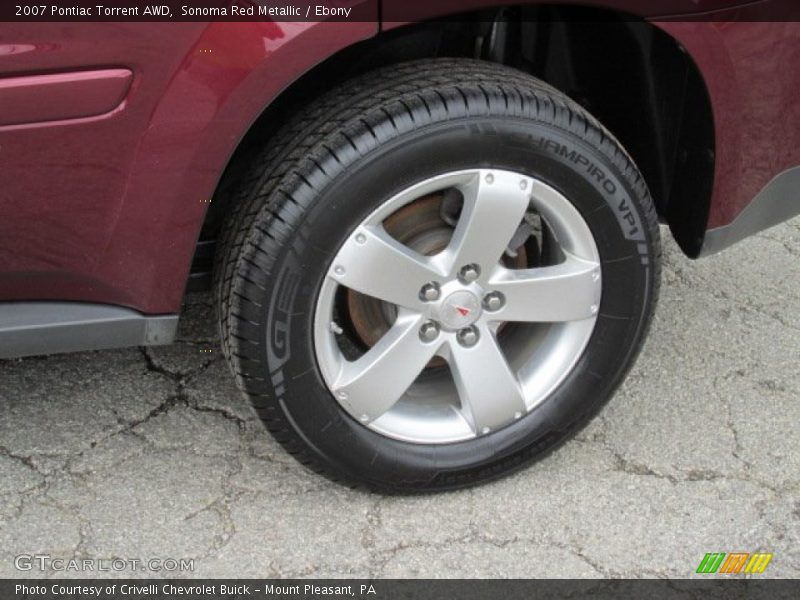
[0,68,133,127]
[700,166,800,256]
[0,303,177,359]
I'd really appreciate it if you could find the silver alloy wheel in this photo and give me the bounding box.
[313,169,602,444]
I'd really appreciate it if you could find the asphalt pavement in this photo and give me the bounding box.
[1,222,798,578]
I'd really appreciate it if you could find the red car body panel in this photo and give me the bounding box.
[0,20,377,313]
[657,19,800,229]
[1,1,798,315]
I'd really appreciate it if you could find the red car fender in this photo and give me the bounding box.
[123,21,378,312]
[0,19,377,313]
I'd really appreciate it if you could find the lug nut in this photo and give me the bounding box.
[419,321,440,342]
[419,282,441,302]
[458,264,481,284]
[483,292,505,312]
[457,326,479,348]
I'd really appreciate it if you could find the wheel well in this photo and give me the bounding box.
[191,5,714,290]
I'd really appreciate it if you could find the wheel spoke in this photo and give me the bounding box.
[332,314,441,423]
[448,331,527,434]
[443,171,531,276]
[489,254,602,323]
[328,225,443,310]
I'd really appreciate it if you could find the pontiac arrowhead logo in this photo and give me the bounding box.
[438,291,481,330]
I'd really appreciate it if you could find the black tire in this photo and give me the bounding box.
[214,59,661,492]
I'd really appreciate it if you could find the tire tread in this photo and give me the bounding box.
[213,59,661,492]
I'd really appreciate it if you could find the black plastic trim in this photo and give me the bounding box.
[0,302,178,359]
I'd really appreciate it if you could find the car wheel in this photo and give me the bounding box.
[215,59,661,492]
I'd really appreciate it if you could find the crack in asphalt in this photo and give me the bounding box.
[0,444,41,474]
[140,345,222,381]
[360,534,612,578]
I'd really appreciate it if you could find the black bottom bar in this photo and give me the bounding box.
[4,579,800,600]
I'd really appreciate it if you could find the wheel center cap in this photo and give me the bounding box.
[438,290,482,331]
